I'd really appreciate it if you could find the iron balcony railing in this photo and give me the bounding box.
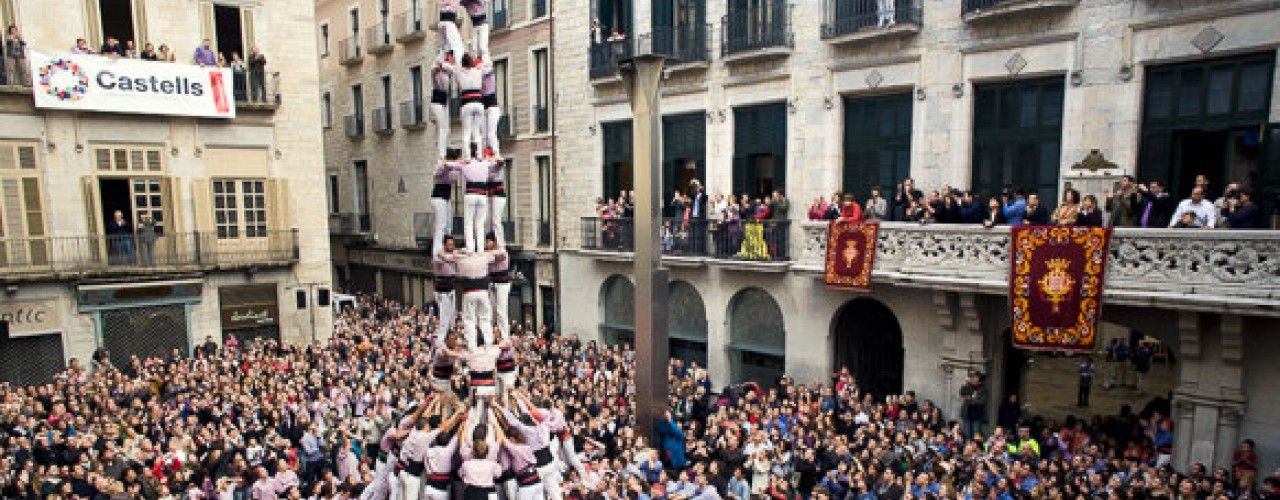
[232,69,281,107]
[822,0,922,38]
[722,0,795,56]
[344,114,365,137]
[0,54,31,87]
[497,105,516,138]
[339,38,362,64]
[641,23,711,64]
[538,219,552,246]
[0,230,298,276]
[396,9,427,42]
[589,39,633,79]
[400,99,426,128]
[492,6,510,29]
[367,23,395,54]
[372,107,393,134]
[533,105,549,133]
[963,0,1039,14]
[579,217,793,261]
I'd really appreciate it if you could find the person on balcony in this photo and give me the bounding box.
[249,47,268,103]
[863,187,888,222]
[4,25,26,86]
[838,194,863,223]
[136,213,157,267]
[981,197,1006,228]
[106,210,135,266]
[229,52,247,102]
[807,196,828,221]
[1051,189,1081,226]
[1076,195,1103,227]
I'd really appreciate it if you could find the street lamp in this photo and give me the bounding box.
[618,52,670,443]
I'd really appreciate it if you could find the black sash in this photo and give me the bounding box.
[460,278,490,292]
[403,460,425,476]
[534,447,552,467]
[470,370,496,386]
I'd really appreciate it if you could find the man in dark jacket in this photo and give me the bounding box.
[1105,175,1142,227]
[1024,194,1050,225]
[1138,181,1175,228]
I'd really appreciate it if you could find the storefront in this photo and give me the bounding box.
[0,299,67,385]
[219,284,282,346]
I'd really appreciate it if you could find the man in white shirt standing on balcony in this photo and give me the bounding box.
[1168,187,1216,229]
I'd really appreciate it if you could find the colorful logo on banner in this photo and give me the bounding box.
[1009,226,1113,352]
[38,59,90,101]
[825,221,880,290]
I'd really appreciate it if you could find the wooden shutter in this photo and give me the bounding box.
[21,178,47,264]
[16,145,36,170]
[81,176,104,263]
[732,156,747,197]
[133,0,149,48]
[242,8,256,53]
[163,176,183,236]
[199,1,216,47]
[266,178,291,254]
[83,0,102,48]
[94,148,112,171]
[191,178,214,234]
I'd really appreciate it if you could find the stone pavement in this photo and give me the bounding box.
[1021,354,1177,423]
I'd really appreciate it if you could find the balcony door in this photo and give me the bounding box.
[651,0,705,60]
[95,177,172,266]
[733,103,787,201]
[843,92,912,203]
[972,76,1064,206]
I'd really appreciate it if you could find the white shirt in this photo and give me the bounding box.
[1169,199,1217,228]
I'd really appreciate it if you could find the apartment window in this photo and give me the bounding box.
[410,66,424,107]
[379,0,391,41]
[382,75,393,111]
[354,162,370,212]
[494,59,509,109]
[328,174,341,214]
[320,23,330,56]
[536,155,552,245]
[352,84,364,126]
[350,8,361,49]
[213,179,268,239]
[0,141,47,266]
[322,92,332,128]
[532,48,549,133]
[96,0,138,47]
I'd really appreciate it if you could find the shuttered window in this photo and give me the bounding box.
[0,141,47,267]
[93,146,165,172]
[213,179,268,239]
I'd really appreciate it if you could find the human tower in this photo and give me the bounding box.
[360,3,579,500]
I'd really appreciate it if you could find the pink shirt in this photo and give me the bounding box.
[456,252,495,279]
[426,435,459,474]
[487,249,509,273]
[500,440,537,471]
[467,345,502,373]
[433,162,457,185]
[454,159,494,183]
[433,251,458,277]
[458,459,504,487]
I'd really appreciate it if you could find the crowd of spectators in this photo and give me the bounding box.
[2,294,1277,499]
[806,175,1264,229]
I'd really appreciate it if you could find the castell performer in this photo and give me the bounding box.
[449,153,500,253]
[399,399,459,500]
[436,0,465,62]
[461,0,491,59]
[430,54,454,161]
[486,154,508,248]
[421,405,466,500]
[499,398,561,500]
[430,332,466,393]
[495,327,517,405]
[459,414,505,500]
[465,332,510,413]
[431,149,461,256]
[485,233,511,338]
[361,401,428,500]
[495,410,543,500]
[480,62,502,159]
[456,248,505,350]
[432,236,460,346]
[438,55,492,159]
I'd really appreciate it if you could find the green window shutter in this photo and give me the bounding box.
[732,157,747,197]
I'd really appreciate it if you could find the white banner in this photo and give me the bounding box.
[27,50,236,118]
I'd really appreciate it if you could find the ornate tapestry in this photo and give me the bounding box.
[825,221,879,291]
[1010,226,1113,352]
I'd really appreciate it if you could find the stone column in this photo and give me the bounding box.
[1171,311,1247,471]
[935,291,988,423]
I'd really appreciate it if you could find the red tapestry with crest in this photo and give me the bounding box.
[825,221,879,291]
[1009,225,1113,352]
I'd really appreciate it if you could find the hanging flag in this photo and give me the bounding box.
[1009,226,1113,352]
[825,221,879,291]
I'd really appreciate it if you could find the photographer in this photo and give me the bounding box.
[1222,186,1260,229]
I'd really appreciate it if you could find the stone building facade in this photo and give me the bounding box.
[318,0,559,328]
[0,0,332,380]
[553,0,1280,472]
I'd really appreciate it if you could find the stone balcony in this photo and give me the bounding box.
[570,219,1280,315]
[795,222,1280,315]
